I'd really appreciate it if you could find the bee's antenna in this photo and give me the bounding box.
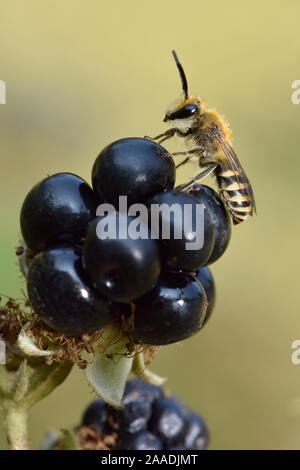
[172,50,188,99]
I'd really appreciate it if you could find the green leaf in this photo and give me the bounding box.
[19,361,73,409]
[84,324,133,409]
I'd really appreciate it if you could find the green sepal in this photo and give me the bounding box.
[84,323,133,409]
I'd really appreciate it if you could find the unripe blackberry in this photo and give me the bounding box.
[119,431,163,450]
[149,397,189,446]
[184,412,209,450]
[108,378,163,435]
[82,399,109,433]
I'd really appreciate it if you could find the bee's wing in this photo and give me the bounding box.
[215,133,257,215]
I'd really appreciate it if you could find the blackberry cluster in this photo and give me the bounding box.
[80,378,209,450]
[20,137,230,342]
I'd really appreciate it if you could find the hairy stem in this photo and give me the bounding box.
[1,361,73,450]
[4,404,29,450]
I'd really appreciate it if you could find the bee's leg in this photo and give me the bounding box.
[164,147,205,158]
[176,163,218,191]
[158,134,175,144]
[176,157,190,169]
[145,127,193,144]
[144,128,177,143]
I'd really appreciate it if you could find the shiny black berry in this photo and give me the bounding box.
[91,138,175,207]
[109,399,150,435]
[108,378,163,435]
[123,378,164,404]
[27,245,124,335]
[20,173,99,253]
[184,412,209,450]
[132,272,207,345]
[149,190,214,272]
[195,266,215,325]
[150,397,188,446]
[187,184,231,264]
[119,431,163,450]
[82,399,109,433]
[83,213,161,303]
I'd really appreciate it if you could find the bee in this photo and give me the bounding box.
[146,51,256,225]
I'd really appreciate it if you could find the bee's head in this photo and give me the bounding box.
[163,51,201,126]
[163,97,200,123]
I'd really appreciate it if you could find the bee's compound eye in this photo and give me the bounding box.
[169,103,199,120]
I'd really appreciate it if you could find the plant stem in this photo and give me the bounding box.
[4,404,29,450]
[0,361,73,450]
[132,351,166,385]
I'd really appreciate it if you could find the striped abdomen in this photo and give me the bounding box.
[217,168,252,225]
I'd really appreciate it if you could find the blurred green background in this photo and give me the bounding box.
[0,0,300,450]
